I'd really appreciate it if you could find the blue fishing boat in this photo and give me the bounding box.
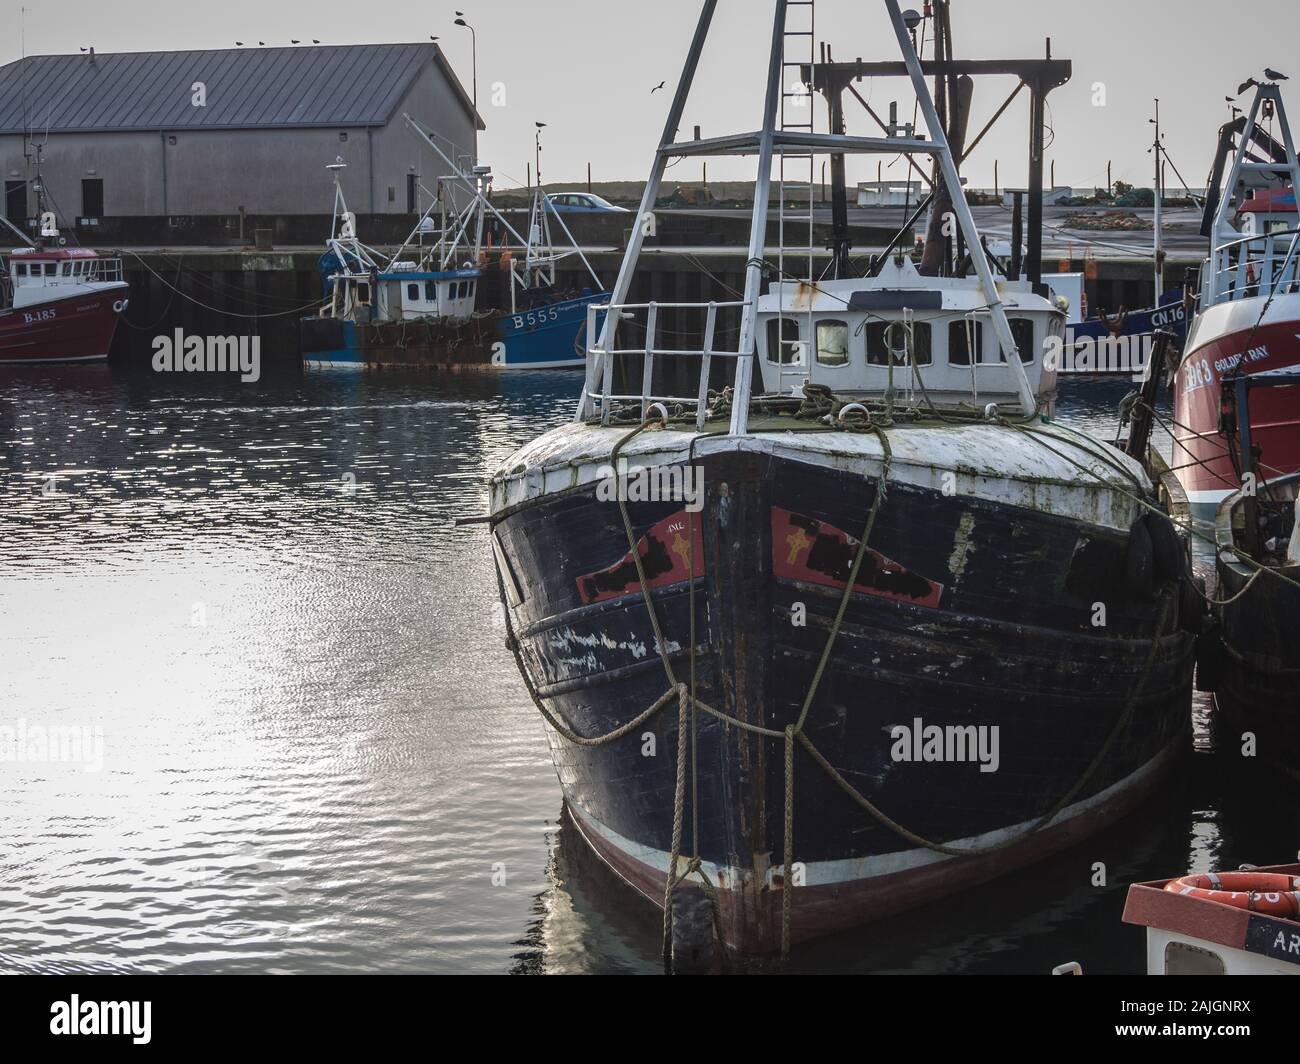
[1060,291,1188,376]
[301,120,608,370]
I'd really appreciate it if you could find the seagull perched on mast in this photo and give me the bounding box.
[1237,78,1260,95]
[1264,68,1289,82]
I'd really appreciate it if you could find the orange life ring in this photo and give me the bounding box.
[1164,872,1300,917]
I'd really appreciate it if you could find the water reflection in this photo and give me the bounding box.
[1,365,1294,975]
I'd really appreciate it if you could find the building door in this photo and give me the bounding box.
[4,180,26,221]
[82,178,104,220]
[406,173,417,214]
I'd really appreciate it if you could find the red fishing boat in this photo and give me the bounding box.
[0,246,129,365]
[1174,79,1300,514]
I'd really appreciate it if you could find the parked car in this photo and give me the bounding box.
[545,193,630,213]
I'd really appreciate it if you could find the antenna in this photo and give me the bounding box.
[1149,98,1164,298]
[20,6,31,163]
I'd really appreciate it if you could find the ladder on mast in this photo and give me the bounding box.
[777,0,818,394]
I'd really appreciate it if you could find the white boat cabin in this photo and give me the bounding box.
[3,247,125,310]
[756,257,1064,408]
[322,264,480,324]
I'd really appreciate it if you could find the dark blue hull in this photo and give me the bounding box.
[300,292,609,369]
[1064,296,1188,375]
[493,448,1196,952]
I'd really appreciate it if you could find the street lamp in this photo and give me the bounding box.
[454,12,477,115]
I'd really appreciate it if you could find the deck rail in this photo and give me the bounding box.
[584,299,750,429]
[1204,228,1300,306]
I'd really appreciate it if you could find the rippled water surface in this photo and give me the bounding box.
[2,366,1296,974]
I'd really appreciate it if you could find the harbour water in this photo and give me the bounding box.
[2,365,1297,975]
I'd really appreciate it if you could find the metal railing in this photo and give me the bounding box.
[88,258,124,283]
[584,299,750,429]
[1204,228,1300,306]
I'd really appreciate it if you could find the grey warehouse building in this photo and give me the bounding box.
[0,43,483,227]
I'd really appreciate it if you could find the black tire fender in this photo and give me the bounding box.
[1179,575,1207,636]
[1145,510,1184,586]
[1126,517,1155,601]
[670,885,715,975]
[1195,622,1225,693]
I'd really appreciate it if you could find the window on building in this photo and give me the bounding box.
[948,319,983,366]
[387,186,396,204]
[4,180,26,221]
[866,320,932,366]
[339,132,349,143]
[81,178,104,218]
[815,320,850,366]
[766,318,801,364]
[406,174,417,214]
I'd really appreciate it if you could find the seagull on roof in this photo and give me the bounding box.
[292,39,300,44]
[236,41,244,46]
[1265,68,1289,82]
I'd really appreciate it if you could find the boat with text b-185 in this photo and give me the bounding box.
[0,163,129,366]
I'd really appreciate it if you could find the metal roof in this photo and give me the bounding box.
[0,43,484,134]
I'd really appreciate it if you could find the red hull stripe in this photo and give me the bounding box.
[1174,317,1300,495]
[0,288,127,364]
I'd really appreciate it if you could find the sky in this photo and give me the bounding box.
[2,0,1297,192]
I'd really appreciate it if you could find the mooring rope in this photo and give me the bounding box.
[496,402,1233,968]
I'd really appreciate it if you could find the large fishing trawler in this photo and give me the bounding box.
[487,0,1199,966]
[1174,78,1300,513]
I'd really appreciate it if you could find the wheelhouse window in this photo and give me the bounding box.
[44,263,57,277]
[1003,318,1037,364]
[766,318,802,364]
[815,320,850,366]
[425,281,437,300]
[14,263,26,277]
[407,283,420,301]
[866,320,932,366]
[947,319,983,366]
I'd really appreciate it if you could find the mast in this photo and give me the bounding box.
[1151,98,1164,302]
[577,0,720,421]
[576,0,1040,426]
